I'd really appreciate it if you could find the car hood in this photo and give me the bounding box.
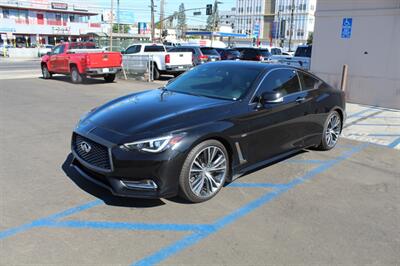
[84,89,234,139]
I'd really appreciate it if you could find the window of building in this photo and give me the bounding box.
[69,15,75,22]
[2,9,9,18]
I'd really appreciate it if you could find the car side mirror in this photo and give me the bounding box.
[46,52,52,56]
[261,91,284,104]
[120,50,126,54]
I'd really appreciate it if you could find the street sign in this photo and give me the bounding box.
[341,18,352,39]
[193,11,201,16]
[253,23,260,38]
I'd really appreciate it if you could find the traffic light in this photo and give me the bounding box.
[206,4,213,15]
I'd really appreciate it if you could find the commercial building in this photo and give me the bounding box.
[235,0,275,39]
[311,0,400,109]
[273,0,316,48]
[0,0,104,46]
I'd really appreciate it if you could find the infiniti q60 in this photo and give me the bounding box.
[71,62,345,203]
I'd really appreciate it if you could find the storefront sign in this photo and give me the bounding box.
[51,2,68,10]
[52,26,71,34]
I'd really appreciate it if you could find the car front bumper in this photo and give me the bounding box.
[70,130,186,199]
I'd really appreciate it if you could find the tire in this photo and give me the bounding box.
[70,66,84,84]
[179,140,229,203]
[42,64,52,79]
[152,64,160,80]
[317,110,342,151]
[104,74,116,83]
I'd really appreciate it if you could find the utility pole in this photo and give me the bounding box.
[288,0,294,51]
[150,0,155,41]
[117,0,120,34]
[109,0,114,51]
[159,0,165,40]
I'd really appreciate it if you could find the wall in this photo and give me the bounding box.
[311,0,400,109]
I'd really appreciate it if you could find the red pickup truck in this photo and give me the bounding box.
[41,42,122,83]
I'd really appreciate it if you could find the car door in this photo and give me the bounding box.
[57,44,68,73]
[48,45,62,72]
[242,68,310,164]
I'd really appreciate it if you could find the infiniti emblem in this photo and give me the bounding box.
[80,141,92,153]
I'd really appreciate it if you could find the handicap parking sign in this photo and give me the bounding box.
[341,18,352,39]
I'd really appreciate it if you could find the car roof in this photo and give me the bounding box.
[203,61,299,71]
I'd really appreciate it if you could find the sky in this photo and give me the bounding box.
[86,0,236,26]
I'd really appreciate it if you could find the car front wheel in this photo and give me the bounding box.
[42,65,52,79]
[317,110,342,150]
[179,140,229,203]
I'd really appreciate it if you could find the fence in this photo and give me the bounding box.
[121,54,155,82]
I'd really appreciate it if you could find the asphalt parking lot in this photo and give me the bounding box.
[0,62,399,265]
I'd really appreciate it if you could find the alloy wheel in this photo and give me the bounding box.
[325,113,341,148]
[189,146,227,198]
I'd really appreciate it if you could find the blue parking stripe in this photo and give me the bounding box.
[133,144,367,266]
[227,182,290,189]
[388,137,400,148]
[0,200,102,240]
[45,220,209,232]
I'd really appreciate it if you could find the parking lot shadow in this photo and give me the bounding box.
[62,154,165,208]
[41,75,116,85]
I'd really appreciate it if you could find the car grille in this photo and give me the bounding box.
[73,134,111,170]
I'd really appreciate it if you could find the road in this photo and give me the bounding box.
[0,61,399,265]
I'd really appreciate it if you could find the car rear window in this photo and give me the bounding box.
[200,48,220,56]
[69,42,97,49]
[260,50,271,57]
[295,46,312,57]
[227,49,240,56]
[144,45,166,52]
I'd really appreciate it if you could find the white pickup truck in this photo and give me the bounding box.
[123,43,193,79]
[272,45,312,70]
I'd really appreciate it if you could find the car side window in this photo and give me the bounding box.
[125,45,140,54]
[298,71,322,91]
[52,45,64,55]
[258,69,301,97]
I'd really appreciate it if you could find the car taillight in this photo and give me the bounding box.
[198,55,208,61]
[165,54,170,64]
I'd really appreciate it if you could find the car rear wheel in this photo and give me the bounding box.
[70,66,84,84]
[179,140,229,203]
[317,111,342,150]
[42,65,52,79]
[152,64,160,80]
[104,74,116,83]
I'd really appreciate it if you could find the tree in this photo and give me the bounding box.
[112,24,130,33]
[206,0,220,31]
[177,3,187,39]
[307,32,313,45]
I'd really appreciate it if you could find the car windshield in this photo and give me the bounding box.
[165,63,263,100]
[200,48,220,56]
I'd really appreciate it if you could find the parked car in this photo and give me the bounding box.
[168,46,210,66]
[41,42,122,83]
[38,45,54,57]
[199,47,221,62]
[275,45,312,70]
[215,48,241,60]
[239,48,272,62]
[71,61,345,203]
[123,43,192,79]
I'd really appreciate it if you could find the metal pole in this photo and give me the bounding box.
[117,0,120,34]
[109,0,114,51]
[288,0,294,51]
[160,0,165,41]
[340,64,348,92]
[150,0,155,41]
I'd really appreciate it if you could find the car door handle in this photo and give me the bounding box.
[296,97,306,103]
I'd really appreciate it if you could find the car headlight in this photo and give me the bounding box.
[121,135,184,153]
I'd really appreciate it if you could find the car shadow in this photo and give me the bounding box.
[40,75,115,85]
[61,154,165,208]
